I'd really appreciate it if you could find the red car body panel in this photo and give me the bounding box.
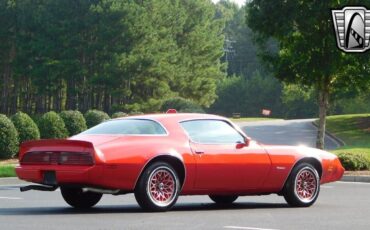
[16,113,344,196]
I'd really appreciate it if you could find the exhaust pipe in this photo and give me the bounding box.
[20,185,58,192]
[83,187,120,194]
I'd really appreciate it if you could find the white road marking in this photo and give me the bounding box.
[321,185,333,188]
[224,226,279,230]
[0,196,22,200]
[337,181,370,185]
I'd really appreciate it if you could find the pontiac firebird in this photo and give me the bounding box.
[16,113,344,211]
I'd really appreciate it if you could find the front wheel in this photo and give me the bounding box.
[283,163,320,207]
[61,187,102,209]
[134,162,180,212]
[209,195,238,204]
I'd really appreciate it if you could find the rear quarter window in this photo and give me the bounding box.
[79,119,167,135]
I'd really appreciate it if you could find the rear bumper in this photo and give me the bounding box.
[15,165,104,187]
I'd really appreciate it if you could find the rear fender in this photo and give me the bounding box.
[134,153,185,189]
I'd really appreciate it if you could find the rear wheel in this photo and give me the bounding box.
[209,195,238,204]
[61,187,102,209]
[135,162,180,212]
[283,163,320,207]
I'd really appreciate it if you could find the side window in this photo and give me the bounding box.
[180,120,244,144]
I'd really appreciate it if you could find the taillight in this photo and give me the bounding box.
[21,152,94,166]
[59,152,94,165]
[22,152,56,165]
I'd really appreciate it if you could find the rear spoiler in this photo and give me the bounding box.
[19,139,95,160]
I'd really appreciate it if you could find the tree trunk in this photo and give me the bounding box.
[316,80,330,149]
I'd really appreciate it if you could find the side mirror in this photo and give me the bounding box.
[236,137,251,149]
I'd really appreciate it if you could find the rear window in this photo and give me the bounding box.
[79,119,167,135]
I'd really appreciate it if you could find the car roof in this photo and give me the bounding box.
[113,113,228,123]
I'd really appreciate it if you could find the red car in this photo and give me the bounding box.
[16,113,344,211]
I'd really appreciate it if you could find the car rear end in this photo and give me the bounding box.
[16,139,104,188]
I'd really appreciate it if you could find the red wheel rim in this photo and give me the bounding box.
[148,168,176,206]
[295,169,317,201]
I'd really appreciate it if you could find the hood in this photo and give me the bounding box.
[261,144,338,160]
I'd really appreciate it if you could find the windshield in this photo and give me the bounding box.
[79,119,167,135]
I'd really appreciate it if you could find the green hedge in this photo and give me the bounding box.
[112,112,128,118]
[11,112,40,144]
[38,111,68,139]
[0,114,19,159]
[161,97,204,113]
[84,110,110,128]
[337,152,370,171]
[60,110,87,135]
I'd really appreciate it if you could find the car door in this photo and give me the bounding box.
[180,119,271,191]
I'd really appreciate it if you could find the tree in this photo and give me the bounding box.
[0,0,225,115]
[246,0,370,149]
[209,73,282,117]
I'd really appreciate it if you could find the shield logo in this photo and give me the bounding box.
[332,6,370,53]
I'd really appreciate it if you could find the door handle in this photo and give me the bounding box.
[194,150,204,154]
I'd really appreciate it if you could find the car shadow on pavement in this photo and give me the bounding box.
[0,202,289,215]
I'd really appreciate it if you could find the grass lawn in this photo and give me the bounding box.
[0,159,17,177]
[0,165,16,177]
[230,117,279,122]
[323,114,370,158]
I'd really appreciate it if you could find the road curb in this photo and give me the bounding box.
[341,175,370,183]
[311,121,345,147]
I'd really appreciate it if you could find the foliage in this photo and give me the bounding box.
[0,0,225,115]
[337,153,370,171]
[11,112,40,144]
[332,91,370,115]
[0,114,19,159]
[84,110,110,128]
[209,73,282,117]
[333,145,370,160]
[111,112,128,118]
[246,0,370,148]
[38,111,68,139]
[128,111,144,116]
[0,165,16,177]
[324,114,370,170]
[281,84,317,119]
[60,110,87,136]
[216,1,274,77]
[161,97,204,113]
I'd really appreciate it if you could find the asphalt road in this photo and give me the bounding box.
[0,182,369,230]
[0,119,361,230]
[238,119,340,150]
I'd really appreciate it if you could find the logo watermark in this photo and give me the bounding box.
[332,6,370,53]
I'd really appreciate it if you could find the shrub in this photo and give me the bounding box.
[111,112,128,118]
[128,111,144,116]
[161,97,204,113]
[0,114,19,159]
[84,110,110,128]
[60,110,87,135]
[337,152,370,171]
[11,112,40,144]
[38,111,68,139]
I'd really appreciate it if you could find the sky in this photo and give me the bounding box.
[211,0,246,7]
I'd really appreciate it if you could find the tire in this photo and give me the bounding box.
[283,163,320,207]
[135,161,180,212]
[61,187,102,209]
[209,195,238,204]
